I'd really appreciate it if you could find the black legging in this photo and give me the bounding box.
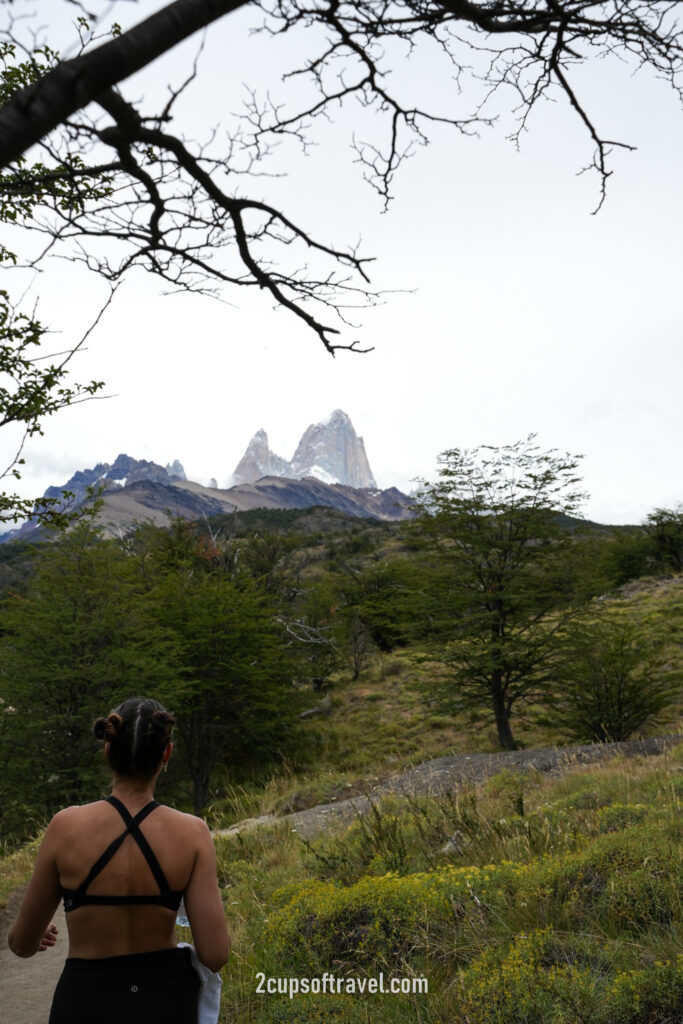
[49,947,200,1024]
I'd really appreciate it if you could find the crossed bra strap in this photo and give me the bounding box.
[61,796,183,913]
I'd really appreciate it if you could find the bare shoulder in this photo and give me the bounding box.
[38,802,101,854]
[158,806,212,839]
[46,802,97,831]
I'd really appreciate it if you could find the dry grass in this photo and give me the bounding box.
[0,836,40,910]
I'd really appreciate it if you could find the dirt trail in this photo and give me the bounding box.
[1,734,678,1022]
[0,888,67,1021]
[216,734,679,841]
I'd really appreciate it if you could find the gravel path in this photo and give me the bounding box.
[0,887,67,1021]
[1,734,678,1021]
[216,735,679,840]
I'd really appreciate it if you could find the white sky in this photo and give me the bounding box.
[3,1,682,525]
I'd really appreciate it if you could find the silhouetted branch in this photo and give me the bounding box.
[1,0,681,348]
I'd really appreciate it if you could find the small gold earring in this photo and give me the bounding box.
[161,760,168,773]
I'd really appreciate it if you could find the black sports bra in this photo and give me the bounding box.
[61,796,184,914]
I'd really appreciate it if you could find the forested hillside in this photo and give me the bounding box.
[1,463,681,843]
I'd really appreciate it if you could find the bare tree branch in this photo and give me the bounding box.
[0,0,249,166]
[1,0,681,350]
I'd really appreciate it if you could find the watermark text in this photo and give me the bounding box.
[256,972,428,999]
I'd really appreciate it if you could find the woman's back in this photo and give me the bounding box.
[54,797,203,959]
[8,696,230,1023]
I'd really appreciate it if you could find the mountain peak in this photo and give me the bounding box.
[233,430,290,485]
[165,459,187,481]
[232,411,376,489]
[323,409,351,426]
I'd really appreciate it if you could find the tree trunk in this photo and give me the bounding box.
[491,676,517,750]
[193,777,209,816]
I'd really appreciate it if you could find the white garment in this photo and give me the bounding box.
[177,941,223,1024]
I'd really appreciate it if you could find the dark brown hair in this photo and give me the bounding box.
[93,697,175,779]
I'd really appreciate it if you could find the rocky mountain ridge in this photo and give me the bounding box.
[44,453,187,505]
[2,412,409,541]
[79,476,413,536]
[233,410,376,489]
[5,465,412,544]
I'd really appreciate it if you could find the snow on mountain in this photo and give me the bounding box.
[231,410,376,489]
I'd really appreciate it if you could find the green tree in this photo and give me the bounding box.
[140,522,305,812]
[0,292,106,524]
[0,41,109,524]
[594,528,652,589]
[239,531,308,601]
[644,506,683,573]
[345,558,427,653]
[322,555,428,681]
[0,522,175,836]
[556,613,680,742]
[580,505,683,592]
[417,436,586,750]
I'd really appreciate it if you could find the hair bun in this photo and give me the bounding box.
[93,712,124,742]
[147,709,175,743]
[93,717,108,740]
[106,713,124,739]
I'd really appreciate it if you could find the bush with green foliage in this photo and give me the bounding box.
[548,821,681,933]
[645,506,683,574]
[266,859,537,971]
[260,995,374,1024]
[556,611,680,742]
[267,815,680,974]
[457,928,683,1024]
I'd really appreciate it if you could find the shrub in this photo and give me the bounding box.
[547,823,681,932]
[457,929,683,1024]
[269,819,681,974]
[595,802,649,833]
[458,929,608,1024]
[266,862,529,971]
[555,614,679,743]
[260,994,370,1024]
[607,957,683,1024]
[303,801,412,884]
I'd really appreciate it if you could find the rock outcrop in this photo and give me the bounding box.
[232,410,376,488]
[290,409,376,488]
[165,460,187,481]
[232,429,291,486]
[43,453,187,505]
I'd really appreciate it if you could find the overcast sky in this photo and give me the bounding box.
[3,0,682,525]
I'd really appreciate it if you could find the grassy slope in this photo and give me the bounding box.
[214,745,682,1024]
[203,571,681,1022]
[206,573,682,826]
